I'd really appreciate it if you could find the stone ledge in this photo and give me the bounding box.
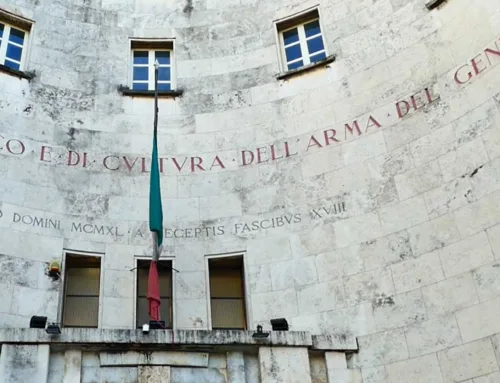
[0,329,312,350]
[276,54,335,80]
[312,334,358,351]
[0,64,36,80]
[118,85,183,98]
[425,0,447,10]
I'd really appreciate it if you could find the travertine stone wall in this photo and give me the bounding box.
[1,0,500,381]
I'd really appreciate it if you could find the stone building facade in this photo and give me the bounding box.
[0,0,500,382]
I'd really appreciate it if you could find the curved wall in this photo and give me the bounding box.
[1,0,500,380]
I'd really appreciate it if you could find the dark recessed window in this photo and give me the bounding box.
[136,259,173,328]
[208,256,247,330]
[62,254,101,328]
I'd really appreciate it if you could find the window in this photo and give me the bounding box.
[208,256,247,330]
[130,39,174,91]
[276,9,327,72]
[0,18,30,71]
[136,259,173,328]
[62,254,101,328]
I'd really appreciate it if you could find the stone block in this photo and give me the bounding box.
[325,352,347,369]
[422,273,479,317]
[361,366,388,383]
[312,334,358,351]
[270,257,318,290]
[439,231,494,278]
[175,271,206,300]
[251,288,298,322]
[424,177,473,219]
[454,189,500,237]
[320,302,377,338]
[391,250,444,293]
[386,354,443,383]
[175,299,208,329]
[472,260,500,301]
[101,297,134,329]
[138,366,171,383]
[379,195,429,235]
[359,231,414,271]
[473,372,500,383]
[171,367,227,383]
[309,353,328,383]
[353,329,409,368]
[344,268,395,305]
[487,224,500,259]
[102,269,134,299]
[408,214,461,256]
[334,212,383,248]
[439,137,489,182]
[0,345,50,383]
[247,237,292,265]
[373,289,427,331]
[405,315,462,357]
[62,350,82,383]
[297,279,346,315]
[395,160,443,200]
[259,347,312,383]
[456,296,500,343]
[226,352,245,383]
[315,247,365,282]
[343,131,387,166]
[247,264,272,294]
[437,338,498,383]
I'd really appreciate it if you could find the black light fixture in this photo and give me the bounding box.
[271,318,289,331]
[46,323,61,335]
[30,316,47,329]
[252,324,270,339]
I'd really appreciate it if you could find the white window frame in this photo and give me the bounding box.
[129,39,176,91]
[204,252,250,331]
[133,255,176,329]
[58,250,104,328]
[0,20,30,71]
[274,7,327,73]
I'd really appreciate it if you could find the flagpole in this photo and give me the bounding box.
[152,59,160,263]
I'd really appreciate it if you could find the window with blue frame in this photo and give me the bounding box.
[0,20,29,71]
[131,42,174,91]
[277,11,327,72]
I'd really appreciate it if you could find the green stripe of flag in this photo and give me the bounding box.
[149,130,163,248]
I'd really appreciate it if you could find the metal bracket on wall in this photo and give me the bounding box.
[425,0,447,10]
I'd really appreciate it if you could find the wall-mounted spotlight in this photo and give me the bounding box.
[271,318,289,331]
[252,324,270,339]
[46,323,61,335]
[30,316,47,329]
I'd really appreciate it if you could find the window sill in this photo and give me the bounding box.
[118,85,183,98]
[425,0,447,9]
[0,64,36,80]
[276,54,336,80]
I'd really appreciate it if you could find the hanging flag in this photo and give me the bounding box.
[148,60,162,323]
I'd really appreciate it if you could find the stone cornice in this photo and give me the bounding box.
[0,329,358,352]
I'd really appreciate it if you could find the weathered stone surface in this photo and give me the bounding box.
[0,345,49,383]
[100,351,209,367]
[138,366,171,383]
[259,347,312,383]
[437,338,499,383]
[1,0,500,382]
